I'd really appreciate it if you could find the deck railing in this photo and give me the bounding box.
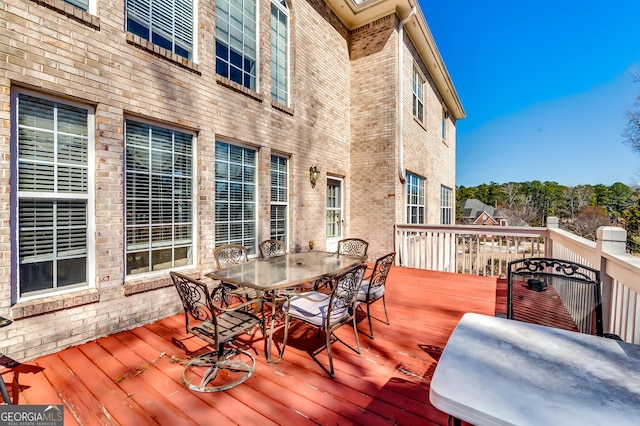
[395,217,640,343]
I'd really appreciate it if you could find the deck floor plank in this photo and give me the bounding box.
[6,267,498,425]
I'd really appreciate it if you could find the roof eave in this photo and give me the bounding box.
[325,0,466,120]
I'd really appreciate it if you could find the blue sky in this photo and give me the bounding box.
[421,1,640,187]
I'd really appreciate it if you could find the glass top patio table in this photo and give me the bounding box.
[206,251,364,363]
[205,251,363,291]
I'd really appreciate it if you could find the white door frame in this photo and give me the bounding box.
[325,177,343,252]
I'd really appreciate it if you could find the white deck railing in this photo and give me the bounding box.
[395,217,640,344]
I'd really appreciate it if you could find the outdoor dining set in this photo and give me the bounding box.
[169,238,396,392]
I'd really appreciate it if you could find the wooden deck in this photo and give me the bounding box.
[0,267,499,425]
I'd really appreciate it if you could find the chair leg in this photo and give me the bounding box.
[352,316,361,354]
[366,303,374,339]
[325,329,335,378]
[0,375,11,405]
[382,296,390,324]
[280,315,290,359]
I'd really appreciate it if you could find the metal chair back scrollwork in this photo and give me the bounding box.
[258,239,286,259]
[337,238,369,262]
[507,257,610,337]
[213,244,249,269]
[170,272,265,392]
[357,252,395,339]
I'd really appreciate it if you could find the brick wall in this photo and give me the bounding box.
[0,0,455,360]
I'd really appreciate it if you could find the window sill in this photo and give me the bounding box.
[271,101,294,116]
[30,0,100,29]
[11,288,100,320]
[216,77,264,103]
[126,33,200,75]
[123,270,210,296]
[413,116,427,131]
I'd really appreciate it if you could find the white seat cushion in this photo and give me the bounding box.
[357,280,385,302]
[283,291,349,327]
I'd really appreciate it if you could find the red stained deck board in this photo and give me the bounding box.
[9,267,500,425]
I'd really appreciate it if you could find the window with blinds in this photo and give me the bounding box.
[214,142,256,254]
[270,0,289,105]
[125,120,194,276]
[126,0,193,60]
[64,0,89,10]
[406,173,425,224]
[215,0,257,90]
[15,93,91,297]
[270,155,288,243]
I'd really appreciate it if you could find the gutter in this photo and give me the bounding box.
[397,5,416,184]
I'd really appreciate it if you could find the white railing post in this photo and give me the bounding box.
[596,226,627,333]
[546,216,559,258]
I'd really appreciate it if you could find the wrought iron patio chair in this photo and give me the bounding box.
[213,244,259,301]
[280,263,368,377]
[507,257,621,339]
[357,252,395,339]
[258,239,286,258]
[170,271,265,392]
[337,238,369,262]
[313,238,368,292]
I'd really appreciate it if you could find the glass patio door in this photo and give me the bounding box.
[325,178,343,252]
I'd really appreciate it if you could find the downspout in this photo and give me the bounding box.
[397,6,416,183]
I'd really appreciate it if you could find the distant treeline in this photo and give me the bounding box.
[456,181,640,249]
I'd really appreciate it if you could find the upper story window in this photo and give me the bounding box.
[412,67,425,122]
[270,0,289,105]
[125,0,194,60]
[215,142,257,253]
[216,0,257,90]
[12,91,94,301]
[442,108,447,141]
[270,155,288,243]
[124,120,194,276]
[406,172,424,224]
[65,0,88,10]
[441,185,452,225]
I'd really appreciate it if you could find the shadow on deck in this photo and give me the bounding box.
[1,267,499,425]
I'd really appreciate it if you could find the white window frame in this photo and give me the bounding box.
[442,107,447,142]
[214,141,258,254]
[270,0,289,106]
[441,185,453,225]
[125,0,195,60]
[406,172,425,224]
[215,0,259,91]
[124,118,196,277]
[412,66,425,122]
[11,88,96,303]
[270,154,288,245]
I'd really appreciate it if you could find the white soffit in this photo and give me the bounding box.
[325,0,465,120]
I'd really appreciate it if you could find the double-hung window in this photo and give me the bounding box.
[406,173,424,224]
[441,185,452,225]
[216,0,258,90]
[215,142,257,253]
[126,0,194,60]
[270,0,289,105]
[270,155,288,243]
[125,120,194,276]
[413,67,425,122]
[13,91,94,300]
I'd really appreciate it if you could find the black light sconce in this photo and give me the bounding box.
[309,166,320,188]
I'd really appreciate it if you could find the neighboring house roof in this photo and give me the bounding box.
[461,199,508,225]
[325,0,465,120]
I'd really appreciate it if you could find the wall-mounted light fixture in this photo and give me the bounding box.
[309,166,320,188]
